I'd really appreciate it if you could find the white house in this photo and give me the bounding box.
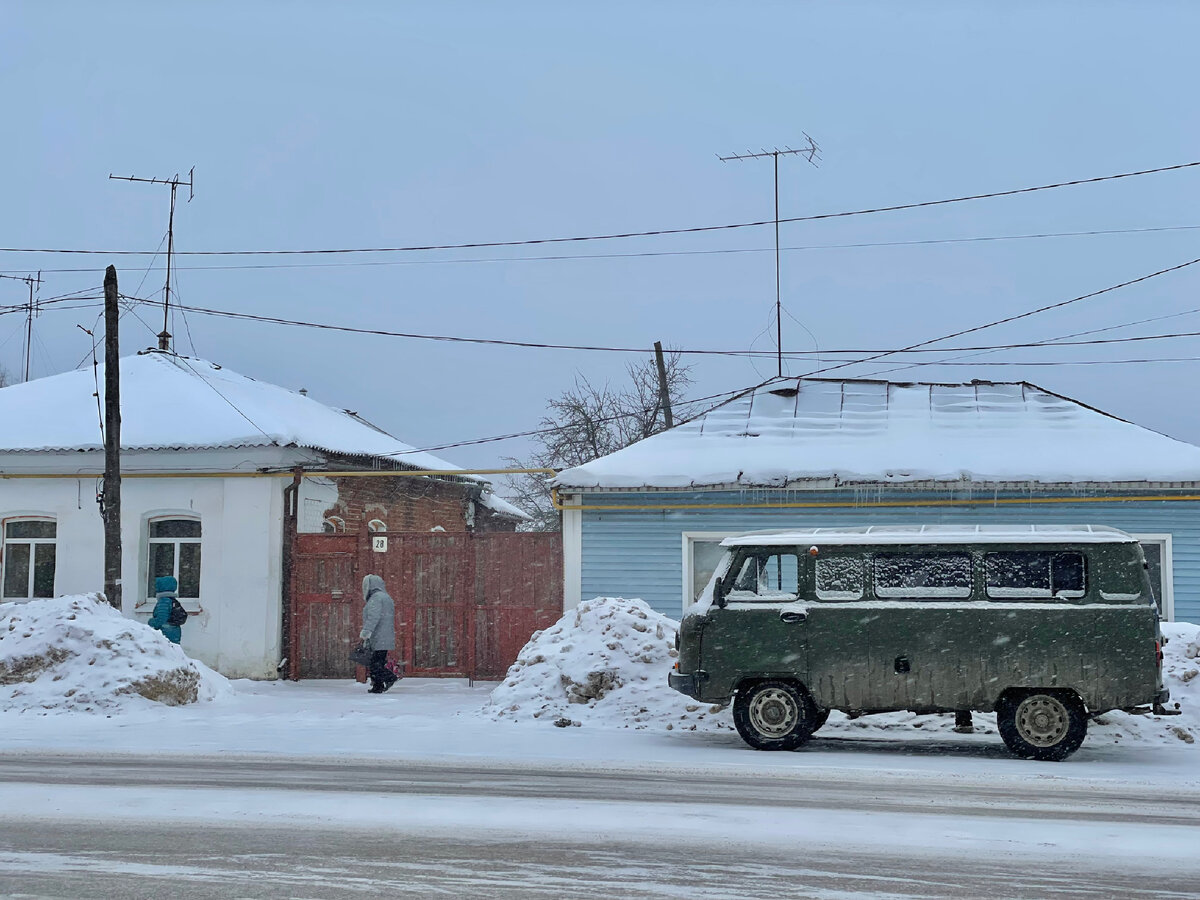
[0,349,523,677]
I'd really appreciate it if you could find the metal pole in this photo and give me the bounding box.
[774,151,781,378]
[102,265,123,609]
[23,278,33,382]
[160,182,177,350]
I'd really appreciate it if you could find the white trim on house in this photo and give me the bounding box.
[1131,532,1175,621]
[681,531,739,614]
[561,493,582,611]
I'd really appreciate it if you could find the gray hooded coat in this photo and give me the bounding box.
[359,574,396,651]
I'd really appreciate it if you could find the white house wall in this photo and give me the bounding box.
[0,469,287,678]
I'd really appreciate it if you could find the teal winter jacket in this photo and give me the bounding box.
[148,575,182,644]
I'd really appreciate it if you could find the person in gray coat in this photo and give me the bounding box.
[358,574,397,693]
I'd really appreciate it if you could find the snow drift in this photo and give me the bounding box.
[483,597,732,732]
[0,593,231,713]
[485,597,1200,749]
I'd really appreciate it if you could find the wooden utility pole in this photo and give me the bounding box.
[102,265,122,609]
[653,340,674,429]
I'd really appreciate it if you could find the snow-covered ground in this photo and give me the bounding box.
[1,595,1196,782]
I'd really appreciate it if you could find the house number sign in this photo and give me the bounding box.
[372,536,388,553]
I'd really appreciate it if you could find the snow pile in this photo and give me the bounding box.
[483,597,732,732]
[0,594,232,713]
[1089,623,1200,746]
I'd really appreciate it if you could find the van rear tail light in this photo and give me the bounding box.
[1156,640,1163,666]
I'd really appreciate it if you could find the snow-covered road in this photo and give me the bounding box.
[1,754,1198,899]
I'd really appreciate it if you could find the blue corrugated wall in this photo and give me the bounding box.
[578,490,1200,624]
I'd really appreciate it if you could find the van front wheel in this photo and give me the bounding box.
[998,691,1087,761]
[733,680,817,751]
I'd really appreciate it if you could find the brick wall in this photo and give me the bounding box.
[322,475,517,534]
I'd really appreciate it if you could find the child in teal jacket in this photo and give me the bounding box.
[148,575,183,644]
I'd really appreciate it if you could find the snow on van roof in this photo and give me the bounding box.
[722,524,1136,546]
[0,351,526,519]
[553,378,1200,489]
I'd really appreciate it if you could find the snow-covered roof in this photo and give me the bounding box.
[554,378,1200,490]
[722,524,1136,547]
[0,351,526,519]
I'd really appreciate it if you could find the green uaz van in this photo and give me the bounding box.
[669,525,1169,761]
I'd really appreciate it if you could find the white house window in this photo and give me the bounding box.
[147,518,201,600]
[682,532,739,610]
[323,516,346,534]
[367,519,387,533]
[2,518,57,601]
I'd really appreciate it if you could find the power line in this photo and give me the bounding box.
[383,385,758,457]
[7,222,1200,275]
[802,253,1200,379]
[4,160,1199,258]
[863,303,1200,378]
[115,294,1200,358]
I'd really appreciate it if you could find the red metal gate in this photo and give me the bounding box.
[288,531,562,680]
[290,533,363,680]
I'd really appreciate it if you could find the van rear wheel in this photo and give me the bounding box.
[733,680,817,751]
[998,691,1087,761]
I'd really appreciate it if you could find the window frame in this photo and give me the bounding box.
[1130,533,1174,621]
[719,546,804,604]
[813,552,867,602]
[983,549,1088,601]
[145,515,202,605]
[681,531,739,612]
[1,516,57,602]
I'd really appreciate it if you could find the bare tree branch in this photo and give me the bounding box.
[504,351,693,531]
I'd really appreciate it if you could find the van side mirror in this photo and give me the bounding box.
[714,581,728,609]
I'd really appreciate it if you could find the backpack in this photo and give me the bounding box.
[167,598,189,627]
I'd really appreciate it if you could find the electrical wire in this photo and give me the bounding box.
[381,384,760,457]
[6,223,1200,275]
[4,160,1198,258]
[802,253,1200,379]
[114,293,1200,358]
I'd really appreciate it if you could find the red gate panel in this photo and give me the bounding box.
[289,529,563,680]
[473,532,563,679]
[290,533,362,679]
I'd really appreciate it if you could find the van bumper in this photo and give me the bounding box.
[668,671,702,699]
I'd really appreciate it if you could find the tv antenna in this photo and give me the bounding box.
[0,271,43,381]
[109,168,195,351]
[719,136,819,377]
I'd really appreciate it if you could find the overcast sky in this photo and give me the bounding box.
[3,2,1199,473]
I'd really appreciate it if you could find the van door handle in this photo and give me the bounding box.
[779,610,807,624]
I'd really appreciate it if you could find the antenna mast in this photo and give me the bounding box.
[109,168,195,351]
[0,271,42,381]
[719,137,819,377]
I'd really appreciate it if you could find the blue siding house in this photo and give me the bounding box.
[553,378,1200,624]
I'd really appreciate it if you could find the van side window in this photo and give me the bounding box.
[873,553,972,599]
[985,551,1087,599]
[726,551,800,601]
[814,555,864,601]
